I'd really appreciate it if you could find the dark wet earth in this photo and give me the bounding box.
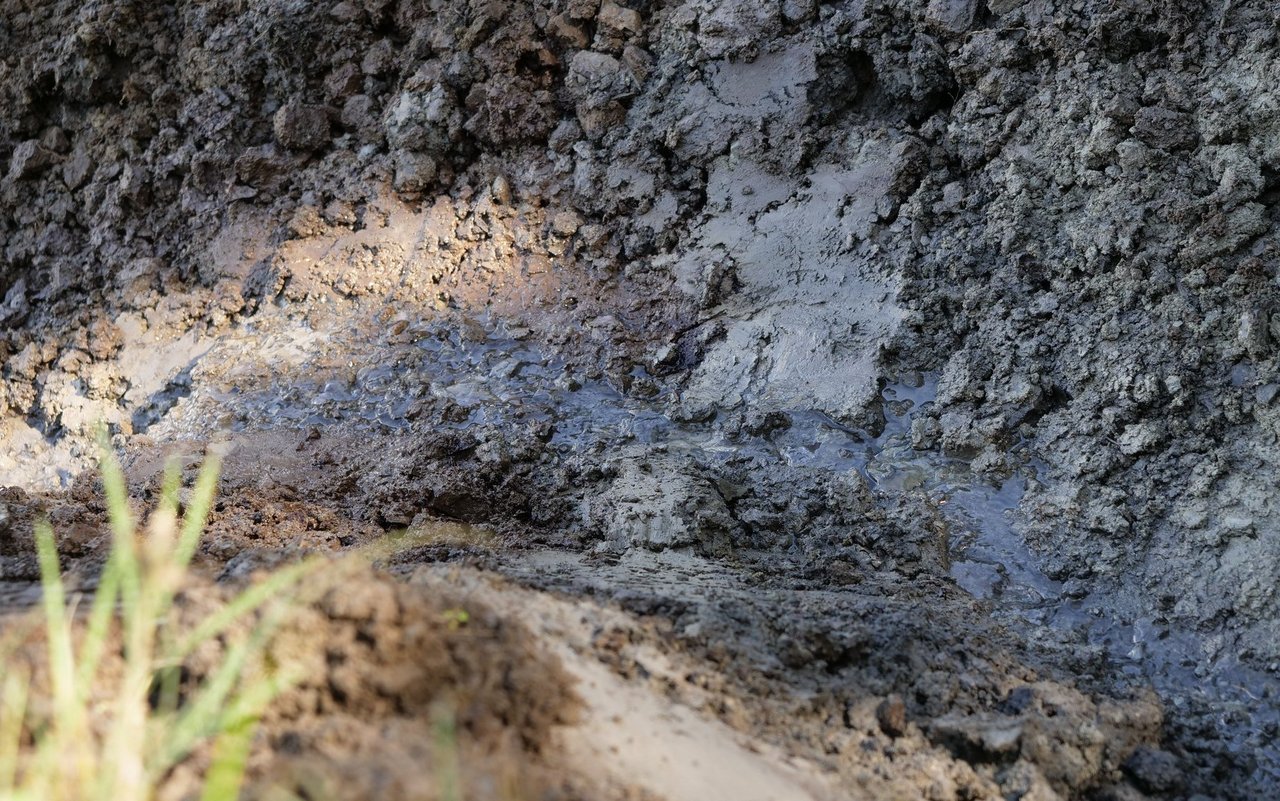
[127,307,1279,789]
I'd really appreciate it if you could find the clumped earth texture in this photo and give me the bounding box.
[1,0,1278,798]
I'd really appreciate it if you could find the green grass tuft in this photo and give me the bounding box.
[0,432,315,801]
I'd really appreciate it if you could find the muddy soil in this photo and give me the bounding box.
[2,0,1278,798]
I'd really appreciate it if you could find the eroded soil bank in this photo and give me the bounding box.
[1,0,1278,797]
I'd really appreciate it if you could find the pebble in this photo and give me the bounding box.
[1123,746,1183,794]
[876,695,907,737]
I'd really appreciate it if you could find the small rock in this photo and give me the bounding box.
[1123,746,1183,794]
[556,373,583,392]
[598,1,641,32]
[781,0,817,23]
[274,101,332,152]
[577,223,610,254]
[328,1,364,22]
[8,140,56,180]
[876,695,908,737]
[383,83,460,155]
[393,151,438,195]
[547,13,590,48]
[566,0,600,19]
[491,174,512,204]
[40,127,71,154]
[0,279,29,327]
[227,184,258,202]
[929,714,1023,760]
[910,415,942,450]
[324,63,363,101]
[1256,383,1279,406]
[341,94,382,142]
[742,410,791,436]
[1118,422,1162,456]
[1132,106,1198,152]
[234,145,291,190]
[925,0,978,32]
[621,44,654,83]
[62,150,94,189]
[970,447,1009,475]
[551,210,583,236]
[86,318,124,360]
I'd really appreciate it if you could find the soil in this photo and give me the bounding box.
[2,0,1278,798]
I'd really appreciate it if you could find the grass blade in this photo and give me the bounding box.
[98,434,142,649]
[34,521,80,732]
[35,519,91,791]
[433,702,462,801]
[198,665,299,801]
[169,559,317,664]
[198,711,257,801]
[0,667,30,792]
[74,549,122,696]
[161,598,294,774]
[176,453,223,572]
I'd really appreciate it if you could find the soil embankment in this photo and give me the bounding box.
[2,0,1278,797]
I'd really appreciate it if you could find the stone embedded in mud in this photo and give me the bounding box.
[39,127,70,154]
[328,1,364,23]
[595,1,642,52]
[324,63,363,101]
[690,1,783,59]
[597,1,641,35]
[1122,747,1183,795]
[86,318,124,360]
[491,174,512,204]
[1117,422,1163,456]
[61,150,95,190]
[781,0,818,23]
[1131,106,1198,152]
[621,44,654,84]
[0,279,29,327]
[565,0,600,19]
[393,151,438,195]
[923,683,1163,797]
[7,139,56,180]
[593,454,737,554]
[551,210,583,237]
[235,145,292,191]
[925,0,978,33]
[547,14,590,49]
[566,51,633,137]
[384,82,462,156]
[341,94,383,143]
[876,694,908,737]
[742,410,792,436]
[929,713,1023,762]
[274,101,333,152]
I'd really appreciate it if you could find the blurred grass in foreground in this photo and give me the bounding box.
[0,434,314,801]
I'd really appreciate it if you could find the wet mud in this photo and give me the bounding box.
[3,0,1279,798]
